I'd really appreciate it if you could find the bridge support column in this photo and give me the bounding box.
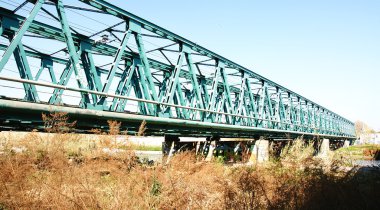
[205,140,216,161]
[203,136,220,161]
[195,141,201,155]
[163,135,179,164]
[343,140,350,148]
[318,138,330,158]
[248,139,269,164]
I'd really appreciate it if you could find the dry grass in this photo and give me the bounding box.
[137,120,147,137]
[0,133,379,209]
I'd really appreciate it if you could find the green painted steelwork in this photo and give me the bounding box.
[0,1,355,138]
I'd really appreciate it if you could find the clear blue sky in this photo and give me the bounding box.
[111,0,380,130]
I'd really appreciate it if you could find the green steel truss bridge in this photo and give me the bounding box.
[0,0,355,140]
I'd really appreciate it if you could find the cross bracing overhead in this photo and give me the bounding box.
[0,0,355,138]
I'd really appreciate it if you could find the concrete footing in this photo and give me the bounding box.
[205,141,216,161]
[249,139,269,164]
[343,140,350,148]
[318,138,330,157]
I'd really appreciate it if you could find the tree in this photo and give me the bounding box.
[42,112,76,133]
[355,120,376,143]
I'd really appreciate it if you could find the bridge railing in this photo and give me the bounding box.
[0,0,355,137]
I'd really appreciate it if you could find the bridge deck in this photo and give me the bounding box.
[0,98,354,140]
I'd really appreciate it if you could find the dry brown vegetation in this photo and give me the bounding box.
[0,132,379,210]
[42,112,76,133]
[0,114,379,209]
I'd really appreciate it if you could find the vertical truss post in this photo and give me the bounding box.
[111,59,135,112]
[185,89,193,112]
[330,114,335,134]
[321,110,326,134]
[47,63,57,84]
[288,94,295,131]
[328,113,333,134]
[295,98,300,131]
[337,118,341,135]
[304,103,308,132]
[274,91,280,129]
[265,85,274,128]
[132,21,159,115]
[0,19,3,36]
[220,65,234,124]
[184,45,204,120]
[259,83,274,128]
[299,99,305,132]
[216,91,225,123]
[312,105,317,133]
[331,115,335,134]
[49,61,72,104]
[319,109,323,134]
[135,62,154,115]
[175,84,189,119]
[161,44,185,115]
[234,71,246,125]
[135,36,156,101]
[13,43,39,102]
[0,0,45,73]
[80,44,102,105]
[325,112,329,134]
[172,93,181,118]
[333,115,336,134]
[277,90,287,130]
[206,60,222,122]
[245,78,258,126]
[318,108,322,134]
[328,113,332,134]
[306,102,312,133]
[158,72,174,118]
[56,0,90,106]
[130,71,147,115]
[317,107,322,134]
[158,71,170,102]
[200,77,210,109]
[258,82,265,128]
[243,98,252,126]
[314,107,318,133]
[81,50,102,102]
[332,116,336,134]
[340,119,343,135]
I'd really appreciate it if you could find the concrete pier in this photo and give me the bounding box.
[343,140,350,148]
[318,138,330,157]
[249,139,269,164]
[205,141,216,161]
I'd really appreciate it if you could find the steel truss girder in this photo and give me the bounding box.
[0,2,355,138]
